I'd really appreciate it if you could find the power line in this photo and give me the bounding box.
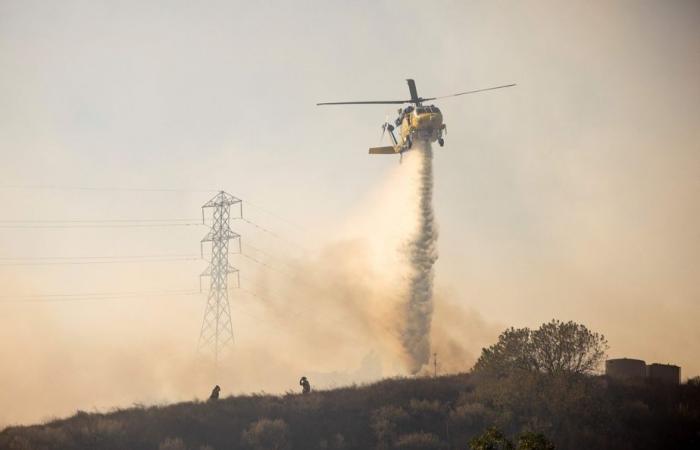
[0,184,306,232]
[0,256,201,266]
[0,222,203,229]
[0,289,201,303]
[3,288,199,299]
[242,200,307,231]
[0,218,199,224]
[0,254,197,260]
[239,252,294,277]
[0,184,216,193]
[243,242,297,268]
[238,217,307,251]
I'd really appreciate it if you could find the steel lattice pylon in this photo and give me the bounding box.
[198,191,242,363]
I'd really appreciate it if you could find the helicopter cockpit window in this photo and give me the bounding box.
[416,107,426,114]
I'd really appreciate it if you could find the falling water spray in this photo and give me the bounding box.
[402,142,438,373]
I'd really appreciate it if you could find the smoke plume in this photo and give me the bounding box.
[401,142,438,373]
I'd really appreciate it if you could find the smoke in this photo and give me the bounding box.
[0,143,497,428]
[401,142,438,373]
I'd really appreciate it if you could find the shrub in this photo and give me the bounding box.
[516,431,555,450]
[318,433,346,449]
[159,436,187,450]
[469,427,514,450]
[371,405,409,449]
[394,431,444,450]
[450,401,490,429]
[241,418,290,450]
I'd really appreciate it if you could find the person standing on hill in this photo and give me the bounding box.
[209,385,221,401]
[299,376,311,394]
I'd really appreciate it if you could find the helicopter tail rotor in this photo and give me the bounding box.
[380,115,395,144]
[382,122,397,146]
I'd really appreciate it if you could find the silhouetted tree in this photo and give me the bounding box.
[517,431,555,450]
[394,431,444,449]
[241,418,290,450]
[474,320,607,376]
[473,327,535,374]
[159,437,186,450]
[371,405,409,450]
[469,427,514,450]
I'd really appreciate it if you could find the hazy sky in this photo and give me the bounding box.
[1,0,699,425]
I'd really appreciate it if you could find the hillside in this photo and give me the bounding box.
[2,373,699,450]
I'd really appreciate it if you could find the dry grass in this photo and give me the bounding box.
[1,373,698,450]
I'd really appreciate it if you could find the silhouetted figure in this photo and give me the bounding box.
[299,376,311,394]
[209,385,220,401]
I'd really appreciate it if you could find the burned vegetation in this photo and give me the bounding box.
[2,371,699,449]
[2,321,699,450]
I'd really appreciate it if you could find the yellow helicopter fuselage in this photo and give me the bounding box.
[399,105,446,147]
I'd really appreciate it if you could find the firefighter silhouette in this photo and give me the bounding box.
[209,385,221,401]
[299,376,311,394]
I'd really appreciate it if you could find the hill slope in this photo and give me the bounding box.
[2,373,699,450]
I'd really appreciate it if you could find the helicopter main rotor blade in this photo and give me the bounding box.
[406,79,419,102]
[423,83,516,101]
[317,100,409,106]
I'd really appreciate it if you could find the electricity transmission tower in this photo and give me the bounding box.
[198,191,242,363]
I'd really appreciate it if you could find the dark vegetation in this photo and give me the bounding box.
[2,321,698,450]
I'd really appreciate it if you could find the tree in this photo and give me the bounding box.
[394,432,444,450]
[241,418,290,450]
[469,427,514,450]
[473,320,607,376]
[371,405,410,449]
[159,437,186,450]
[516,432,555,450]
[473,327,535,374]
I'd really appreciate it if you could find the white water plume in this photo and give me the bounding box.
[402,142,438,373]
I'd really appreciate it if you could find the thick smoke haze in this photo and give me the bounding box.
[0,154,495,426]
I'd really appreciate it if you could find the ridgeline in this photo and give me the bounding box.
[2,372,699,450]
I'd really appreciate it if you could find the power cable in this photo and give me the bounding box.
[239,253,294,278]
[0,219,200,224]
[241,200,307,231]
[0,289,201,303]
[237,217,307,251]
[0,223,203,229]
[242,242,297,270]
[0,184,216,193]
[0,256,201,266]
[0,254,197,261]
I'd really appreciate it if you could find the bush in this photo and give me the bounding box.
[371,405,409,448]
[394,431,444,449]
[318,433,346,450]
[450,401,490,430]
[159,437,187,450]
[469,427,514,450]
[516,431,555,450]
[241,418,290,450]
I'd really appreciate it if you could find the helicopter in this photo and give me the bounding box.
[317,79,515,160]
